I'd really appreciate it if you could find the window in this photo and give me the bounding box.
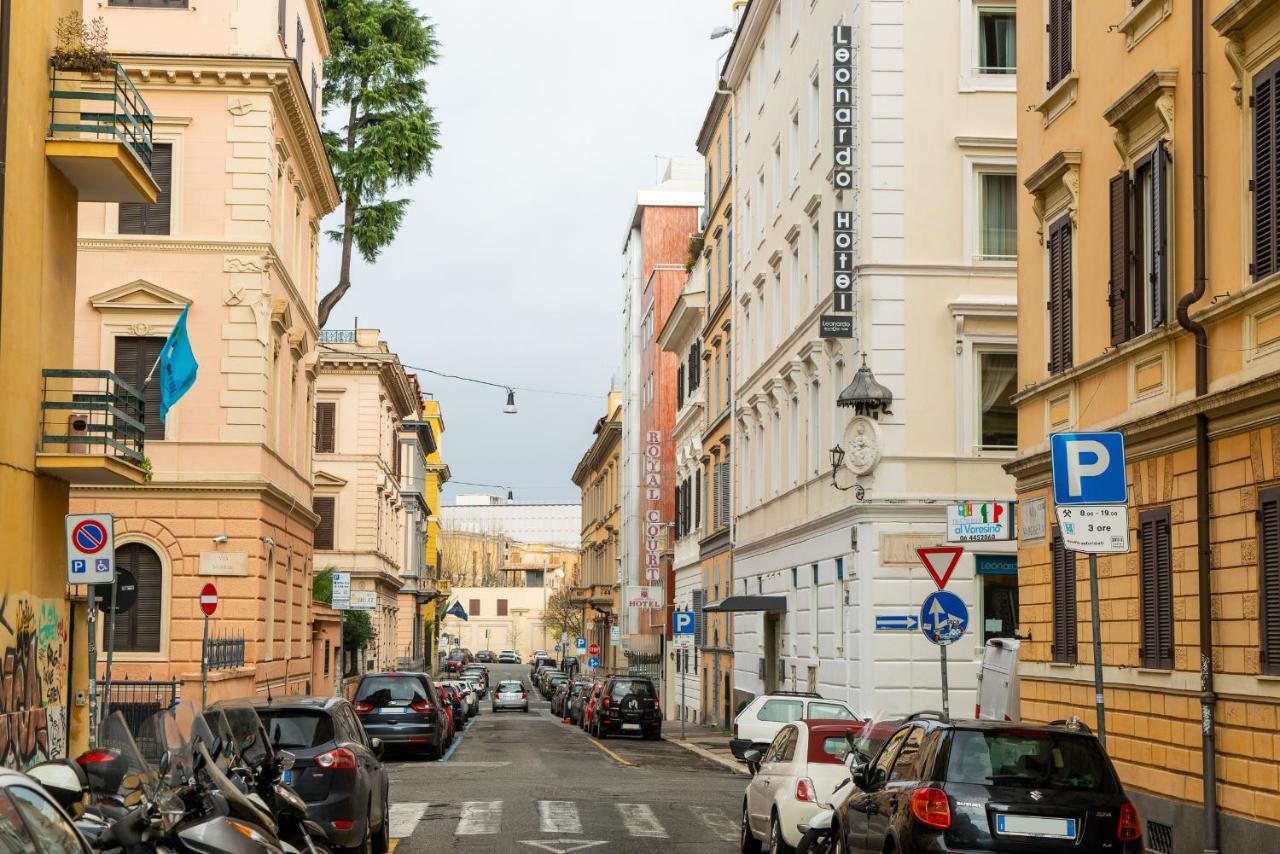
[978,172,1017,259]
[789,110,800,187]
[1046,216,1073,374]
[1046,0,1072,89]
[110,543,162,653]
[867,728,909,789]
[694,467,702,529]
[888,726,925,782]
[311,66,319,111]
[468,599,480,616]
[758,699,803,723]
[278,0,287,39]
[977,351,1017,449]
[809,220,820,307]
[1262,488,1280,674]
[809,70,821,152]
[313,496,335,550]
[1253,58,1280,281]
[7,787,82,854]
[119,142,172,235]
[1109,142,1170,344]
[296,15,306,71]
[323,640,330,675]
[315,401,336,453]
[976,6,1016,74]
[772,142,782,211]
[0,791,35,854]
[808,701,854,720]
[1051,527,1077,664]
[1139,507,1173,670]
[114,336,166,440]
[108,0,188,6]
[497,598,508,617]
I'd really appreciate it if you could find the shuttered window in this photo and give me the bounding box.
[296,16,305,72]
[111,543,162,653]
[695,468,702,529]
[692,588,706,648]
[497,599,508,617]
[1109,143,1171,344]
[277,0,287,39]
[119,143,173,235]
[468,599,480,617]
[1051,527,1078,664]
[314,402,336,453]
[108,0,188,7]
[718,462,731,529]
[1108,171,1131,345]
[1260,487,1280,674]
[1047,216,1073,374]
[1139,507,1174,670]
[312,496,335,550]
[311,66,318,111]
[1046,0,1072,90]
[1253,58,1280,282]
[114,336,166,440]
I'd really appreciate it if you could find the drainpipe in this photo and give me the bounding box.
[0,0,12,344]
[1174,1,1217,851]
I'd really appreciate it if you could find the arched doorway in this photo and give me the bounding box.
[109,543,162,653]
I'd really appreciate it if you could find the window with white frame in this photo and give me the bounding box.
[976,350,1017,450]
[790,397,801,486]
[977,6,1015,74]
[809,379,821,476]
[808,69,821,154]
[978,170,1017,259]
[809,220,820,307]
[789,241,801,321]
[789,108,800,189]
[772,141,782,213]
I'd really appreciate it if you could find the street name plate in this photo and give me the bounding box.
[1054,505,1130,554]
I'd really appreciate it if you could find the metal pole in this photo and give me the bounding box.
[335,612,345,697]
[939,642,949,721]
[101,579,118,729]
[1087,553,1107,745]
[680,648,686,740]
[200,613,209,707]
[87,594,98,748]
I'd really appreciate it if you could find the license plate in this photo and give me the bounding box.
[995,814,1077,839]
[282,770,293,785]
[622,723,641,731]
[381,707,407,714]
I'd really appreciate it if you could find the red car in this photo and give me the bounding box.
[580,680,605,731]
[438,684,460,741]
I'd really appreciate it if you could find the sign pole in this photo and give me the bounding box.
[1087,552,1106,744]
[101,579,118,730]
[87,594,98,748]
[680,649,686,740]
[201,612,209,707]
[336,616,345,697]
[939,642,949,722]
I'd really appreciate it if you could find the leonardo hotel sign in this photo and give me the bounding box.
[822,24,858,340]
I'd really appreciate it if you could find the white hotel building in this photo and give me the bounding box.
[723,0,1019,715]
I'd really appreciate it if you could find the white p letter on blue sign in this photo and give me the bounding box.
[1051,432,1128,506]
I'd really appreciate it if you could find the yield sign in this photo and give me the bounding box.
[916,546,963,590]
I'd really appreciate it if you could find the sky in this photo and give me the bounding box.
[318,1,731,506]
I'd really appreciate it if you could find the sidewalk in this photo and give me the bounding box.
[662,721,749,776]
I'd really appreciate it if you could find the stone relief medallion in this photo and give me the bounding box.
[129,323,151,336]
[843,415,881,476]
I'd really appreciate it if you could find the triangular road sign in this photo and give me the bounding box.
[916,546,963,590]
[520,841,608,853]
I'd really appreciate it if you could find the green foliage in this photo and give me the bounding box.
[313,568,334,604]
[53,12,112,73]
[686,233,705,273]
[313,568,377,651]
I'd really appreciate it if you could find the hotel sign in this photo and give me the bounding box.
[832,25,855,191]
[643,430,664,584]
[823,25,858,340]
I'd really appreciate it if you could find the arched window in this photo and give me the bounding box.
[110,543,162,653]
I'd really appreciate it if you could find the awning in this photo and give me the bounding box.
[703,595,787,613]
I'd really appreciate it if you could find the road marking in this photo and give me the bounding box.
[616,803,667,838]
[518,841,606,853]
[388,803,426,839]
[387,841,399,854]
[456,801,502,835]
[690,805,739,841]
[538,801,582,834]
[586,738,635,767]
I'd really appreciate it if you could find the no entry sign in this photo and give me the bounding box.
[200,583,218,616]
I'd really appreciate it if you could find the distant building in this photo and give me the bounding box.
[440,498,581,548]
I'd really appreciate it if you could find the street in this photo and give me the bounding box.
[385,664,744,853]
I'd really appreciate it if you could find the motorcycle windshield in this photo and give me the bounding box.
[98,711,160,803]
[161,700,217,789]
[211,699,271,771]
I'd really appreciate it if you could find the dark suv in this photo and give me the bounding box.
[352,672,450,760]
[832,716,1144,853]
[590,676,661,740]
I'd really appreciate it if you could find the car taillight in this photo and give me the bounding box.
[602,696,611,709]
[521,691,528,699]
[410,700,434,713]
[331,820,354,831]
[314,748,357,770]
[653,698,660,713]
[910,788,951,830]
[353,701,373,714]
[795,778,816,803]
[1117,802,1142,841]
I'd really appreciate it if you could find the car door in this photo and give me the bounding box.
[339,703,384,830]
[846,727,910,853]
[749,725,796,837]
[872,726,925,849]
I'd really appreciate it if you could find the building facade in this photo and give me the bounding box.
[70,0,337,696]
[1009,0,1280,848]
[725,0,1017,715]
[313,328,417,674]
[440,497,582,549]
[419,399,449,667]
[395,387,436,668]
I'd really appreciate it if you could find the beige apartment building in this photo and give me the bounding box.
[70,0,338,696]
[572,393,624,674]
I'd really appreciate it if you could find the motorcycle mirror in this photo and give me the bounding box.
[278,751,296,771]
[158,750,172,778]
[28,760,89,818]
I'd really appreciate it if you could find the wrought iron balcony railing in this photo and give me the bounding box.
[318,329,357,344]
[39,369,145,465]
[48,61,154,171]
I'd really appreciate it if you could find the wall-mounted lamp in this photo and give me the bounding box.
[829,445,866,499]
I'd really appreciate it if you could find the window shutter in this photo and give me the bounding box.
[114,336,166,440]
[112,543,162,653]
[1051,527,1078,663]
[1139,507,1173,669]
[692,588,706,648]
[1108,171,1130,345]
[1047,0,1073,89]
[720,462,731,528]
[278,0,287,39]
[119,143,172,236]
[695,468,702,528]
[1260,488,1280,674]
[314,402,335,453]
[1047,0,1062,89]
[1048,217,1073,373]
[296,16,305,71]
[1151,139,1169,327]
[313,496,335,550]
[1253,60,1280,282]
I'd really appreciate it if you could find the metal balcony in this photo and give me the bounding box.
[37,369,148,485]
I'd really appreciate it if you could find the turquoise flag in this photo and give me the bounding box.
[159,304,198,422]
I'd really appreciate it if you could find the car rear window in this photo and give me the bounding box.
[806,726,865,764]
[808,702,855,720]
[497,681,523,692]
[259,711,335,749]
[355,676,427,705]
[609,680,656,700]
[758,699,803,723]
[946,730,1117,793]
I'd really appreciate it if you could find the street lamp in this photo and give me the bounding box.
[710,25,734,39]
[503,389,517,414]
[829,444,866,499]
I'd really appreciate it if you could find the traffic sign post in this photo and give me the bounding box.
[920,591,968,721]
[331,572,350,696]
[916,547,963,589]
[1051,431,1130,746]
[67,514,115,748]
[588,655,599,669]
[199,583,217,707]
[588,642,600,656]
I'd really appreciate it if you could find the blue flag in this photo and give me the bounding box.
[446,600,468,621]
[159,304,198,422]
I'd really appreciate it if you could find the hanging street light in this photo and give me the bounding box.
[504,389,517,414]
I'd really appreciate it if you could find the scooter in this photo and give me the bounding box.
[795,763,858,854]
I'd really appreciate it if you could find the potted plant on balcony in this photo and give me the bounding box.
[49,12,114,143]
[52,12,112,73]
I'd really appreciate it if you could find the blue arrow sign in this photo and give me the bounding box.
[1051,432,1128,506]
[920,591,968,646]
[875,614,919,631]
[588,656,600,669]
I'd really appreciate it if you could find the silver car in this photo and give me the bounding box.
[491,679,529,713]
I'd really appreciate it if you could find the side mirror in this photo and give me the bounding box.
[370,737,385,759]
[29,760,89,817]
[851,763,870,791]
[278,751,296,771]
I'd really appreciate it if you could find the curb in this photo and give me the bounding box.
[662,733,750,776]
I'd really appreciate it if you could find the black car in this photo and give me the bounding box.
[833,716,1144,853]
[475,650,495,662]
[352,672,450,759]
[590,676,661,740]
[253,697,391,853]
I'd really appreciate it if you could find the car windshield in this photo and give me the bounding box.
[259,709,336,749]
[610,680,655,700]
[946,729,1117,792]
[356,676,427,705]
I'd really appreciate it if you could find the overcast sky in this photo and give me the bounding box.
[318,1,730,506]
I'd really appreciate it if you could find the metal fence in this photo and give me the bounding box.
[104,679,178,760]
[48,61,154,170]
[39,369,146,465]
[205,633,246,670]
[318,329,357,344]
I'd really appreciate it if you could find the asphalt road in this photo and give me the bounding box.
[384,663,745,854]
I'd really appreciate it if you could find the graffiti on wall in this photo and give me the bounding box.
[0,593,69,767]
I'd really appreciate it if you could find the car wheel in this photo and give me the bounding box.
[372,811,390,854]
[769,812,793,854]
[740,801,761,853]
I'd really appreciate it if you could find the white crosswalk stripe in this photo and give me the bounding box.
[615,803,668,838]
[689,805,738,842]
[538,800,582,834]
[456,800,503,835]
[388,803,426,839]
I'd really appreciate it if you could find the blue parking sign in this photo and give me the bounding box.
[1051,432,1128,505]
[672,610,695,635]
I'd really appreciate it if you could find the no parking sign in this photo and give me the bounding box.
[65,514,115,584]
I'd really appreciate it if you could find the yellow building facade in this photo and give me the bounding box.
[1012,0,1280,847]
[571,392,622,672]
[420,399,449,665]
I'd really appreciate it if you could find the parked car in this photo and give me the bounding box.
[829,715,1144,853]
[492,679,530,713]
[732,692,860,751]
[444,649,472,674]
[475,650,494,663]
[351,672,450,760]
[565,681,593,725]
[438,683,465,731]
[442,679,479,719]
[457,678,484,715]
[550,681,572,716]
[539,669,567,698]
[498,650,521,664]
[461,664,490,695]
[529,654,557,679]
[590,676,661,739]
[581,680,605,731]
[254,696,392,851]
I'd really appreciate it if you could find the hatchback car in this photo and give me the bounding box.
[544,673,570,702]
[590,676,661,739]
[580,680,605,731]
[351,672,450,759]
[254,697,391,852]
[492,679,530,712]
[832,716,1144,853]
[498,650,521,664]
[475,650,494,663]
[564,681,593,724]
[444,649,472,674]
[732,692,860,752]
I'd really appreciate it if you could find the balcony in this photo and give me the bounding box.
[37,369,148,485]
[46,61,159,204]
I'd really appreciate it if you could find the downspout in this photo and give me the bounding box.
[0,0,11,346]
[1173,1,1217,851]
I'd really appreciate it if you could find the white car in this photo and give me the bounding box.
[733,693,859,749]
[441,680,479,716]
[739,719,866,852]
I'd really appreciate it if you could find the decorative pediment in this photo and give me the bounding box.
[313,470,347,488]
[89,279,190,313]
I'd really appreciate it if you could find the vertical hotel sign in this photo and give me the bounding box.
[821,24,858,341]
[643,430,663,584]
